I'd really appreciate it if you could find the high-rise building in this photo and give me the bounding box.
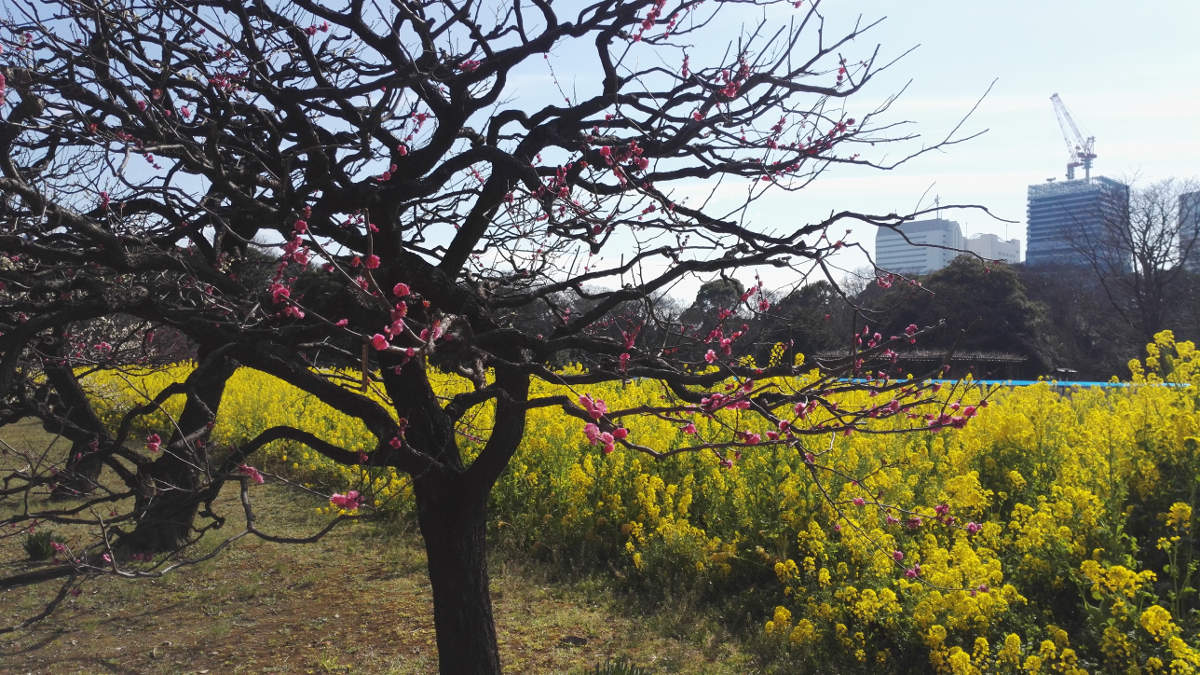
[1026,176,1129,269]
[965,233,1021,263]
[875,218,963,274]
[1180,191,1200,272]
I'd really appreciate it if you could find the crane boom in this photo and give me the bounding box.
[1050,93,1097,180]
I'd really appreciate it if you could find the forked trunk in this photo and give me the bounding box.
[416,477,501,674]
[121,352,236,554]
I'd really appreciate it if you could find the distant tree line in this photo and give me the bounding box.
[509,249,1200,383]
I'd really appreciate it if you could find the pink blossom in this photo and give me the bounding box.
[704,349,717,364]
[329,490,363,511]
[335,318,349,327]
[293,219,308,234]
[965,521,982,535]
[905,565,921,579]
[892,550,904,562]
[238,464,265,485]
[145,433,162,453]
[371,333,390,350]
[905,323,919,337]
[579,394,608,420]
[852,497,865,506]
[583,423,601,444]
[613,427,628,440]
[269,283,290,304]
[682,422,697,434]
[364,254,381,269]
[392,282,411,297]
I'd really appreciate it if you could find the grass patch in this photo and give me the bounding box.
[0,422,756,673]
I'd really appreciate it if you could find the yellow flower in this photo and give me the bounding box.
[1140,605,1179,642]
[788,619,816,646]
[1164,502,1192,531]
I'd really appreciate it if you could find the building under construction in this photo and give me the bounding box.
[1025,94,1130,269]
[1026,176,1129,269]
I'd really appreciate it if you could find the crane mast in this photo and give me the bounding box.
[1050,93,1096,181]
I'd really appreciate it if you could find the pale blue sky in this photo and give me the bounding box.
[794,0,1200,271]
[523,0,1199,291]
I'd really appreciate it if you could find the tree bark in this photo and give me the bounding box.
[415,474,501,675]
[41,338,106,499]
[120,351,237,553]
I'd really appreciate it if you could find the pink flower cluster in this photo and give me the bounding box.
[145,433,162,453]
[330,490,363,512]
[578,394,608,420]
[238,464,265,485]
[582,423,627,454]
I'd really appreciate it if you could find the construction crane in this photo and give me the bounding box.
[1050,93,1096,181]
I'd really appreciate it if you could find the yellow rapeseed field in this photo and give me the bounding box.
[84,332,1200,673]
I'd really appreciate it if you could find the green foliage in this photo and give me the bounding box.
[865,257,1059,373]
[22,530,64,561]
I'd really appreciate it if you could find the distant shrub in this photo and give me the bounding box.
[23,530,65,561]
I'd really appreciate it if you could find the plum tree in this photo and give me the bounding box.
[0,1,983,671]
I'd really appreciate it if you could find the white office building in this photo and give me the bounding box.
[875,218,964,274]
[965,233,1021,263]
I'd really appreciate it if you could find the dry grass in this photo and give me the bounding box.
[0,421,754,673]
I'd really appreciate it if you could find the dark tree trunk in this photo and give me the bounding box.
[41,338,107,499]
[415,475,501,675]
[49,439,104,499]
[122,452,206,553]
[120,351,236,554]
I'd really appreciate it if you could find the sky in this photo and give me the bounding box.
[511,0,1200,296]
[774,0,1200,275]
